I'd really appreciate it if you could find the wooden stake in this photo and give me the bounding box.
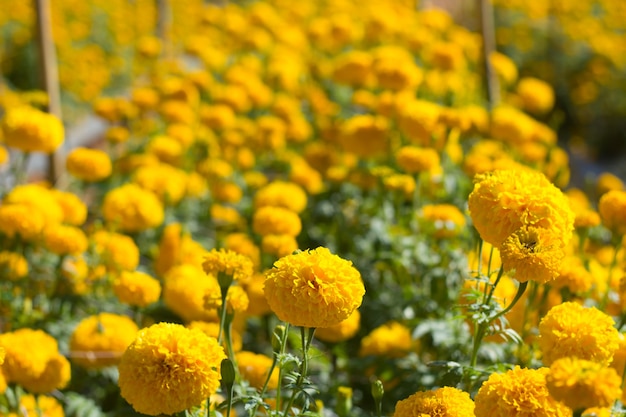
[479,0,500,108]
[34,0,64,185]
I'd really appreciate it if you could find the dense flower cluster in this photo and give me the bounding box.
[394,387,475,417]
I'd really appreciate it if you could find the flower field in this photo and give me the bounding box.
[1,1,626,417]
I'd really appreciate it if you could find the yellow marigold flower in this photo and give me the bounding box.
[66,147,112,182]
[374,58,422,91]
[236,351,279,390]
[264,247,365,328]
[1,106,64,153]
[538,302,619,366]
[290,160,324,195]
[597,172,624,196]
[13,394,64,417]
[187,321,243,352]
[574,209,601,229]
[551,256,593,294]
[395,146,440,174]
[0,204,45,240]
[160,99,195,125]
[200,104,237,130]
[211,181,243,204]
[146,135,183,165]
[133,163,188,205]
[69,313,139,369]
[546,357,621,411]
[50,189,87,226]
[467,169,575,248]
[91,230,140,272]
[0,328,70,393]
[254,181,308,214]
[316,309,361,343]
[332,50,373,87]
[598,190,626,235]
[103,183,164,232]
[0,250,28,280]
[499,226,565,283]
[489,51,518,86]
[4,183,64,226]
[261,234,299,258]
[113,271,162,308]
[43,224,88,256]
[166,123,195,148]
[340,115,389,159]
[105,125,130,144]
[210,204,242,228]
[118,323,226,416]
[359,321,413,358]
[383,174,416,200]
[393,387,474,417]
[475,366,570,417]
[202,248,254,282]
[186,172,209,198]
[516,77,555,115]
[419,204,466,238]
[428,41,466,71]
[224,233,261,270]
[253,206,302,237]
[397,99,442,147]
[164,264,220,322]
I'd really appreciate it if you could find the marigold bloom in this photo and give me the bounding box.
[0,250,28,280]
[516,77,555,115]
[393,387,474,417]
[419,204,466,238]
[468,169,574,248]
[154,223,207,277]
[202,248,254,283]
[254,181,308,213]
[236,351,279,390]
[66,147,112,182]
[4,183,64,226]
[147,135,184,165]
[113,271,162,307]
[264,247,364,328]
[133,163,188,205]
[395,146,440,174]
[538,302,619,366]
[474,367,570,417]
[596,172,624,196]
[551,257,593,294]
[261,234,299,258]
[499,226,565,283]
[43,224,88,256]
[546,357,621,411]
[316,309,361,343]
[103,183,164,232]
[1,106,64,153]
[359,321,413,358]
[51,189,87,226]
[164,264,220,322]
[0,328,70,393]
[598,190,626,235]
[340,115,389,159]
[91,230,139,272]
[118,323,226,416]
[0,204,45,240]
[253,206,302,237]
[70,313,139,369]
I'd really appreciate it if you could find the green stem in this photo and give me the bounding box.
[470,280,528,368]
[283,327,316,416]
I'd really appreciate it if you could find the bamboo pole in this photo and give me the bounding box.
[34,0,64,185]
[479,0,500,108]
